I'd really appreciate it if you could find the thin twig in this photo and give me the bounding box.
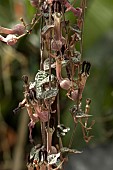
[47,4,52,153]
[57,83,63,148]
[80,0,86,57]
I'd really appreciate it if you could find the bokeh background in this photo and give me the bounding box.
[0,0,113,170]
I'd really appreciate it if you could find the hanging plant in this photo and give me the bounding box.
[0,0,95,170]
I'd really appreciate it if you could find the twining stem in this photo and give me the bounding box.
[80,0,86,57]
[40,16,44,70]
[40,12,46,147]
[57,83,63,148]
[76,64,81,111]
[47,4,52,152]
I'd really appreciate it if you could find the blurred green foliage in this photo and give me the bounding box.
[0,0,113,151]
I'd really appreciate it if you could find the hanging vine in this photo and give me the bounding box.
[0,0,95,170]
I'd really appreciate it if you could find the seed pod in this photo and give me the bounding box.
[12,24,25,35]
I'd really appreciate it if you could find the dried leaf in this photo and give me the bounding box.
[36,87,58,99]
[60,147,82,154]
[35,70,55,88]
[30,146,37,160]
[72,51,81,64]
[48,153,60,165]
[43,88,58,99]
[34,150,40,162]
[43,58,55,70]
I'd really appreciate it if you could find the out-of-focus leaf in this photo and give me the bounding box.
[84,0,113,49]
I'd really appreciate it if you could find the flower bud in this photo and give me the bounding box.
[12,24,25,35]
[60,78,71,90]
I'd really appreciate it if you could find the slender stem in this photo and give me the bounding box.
[72,0,77,6]
[57,83,63,148]
[41,122,46,147]
[39,12,47,148]
[47,4,52,152]
[48,3,52,88]
[40,16,44,70]
[80,0,86,57]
